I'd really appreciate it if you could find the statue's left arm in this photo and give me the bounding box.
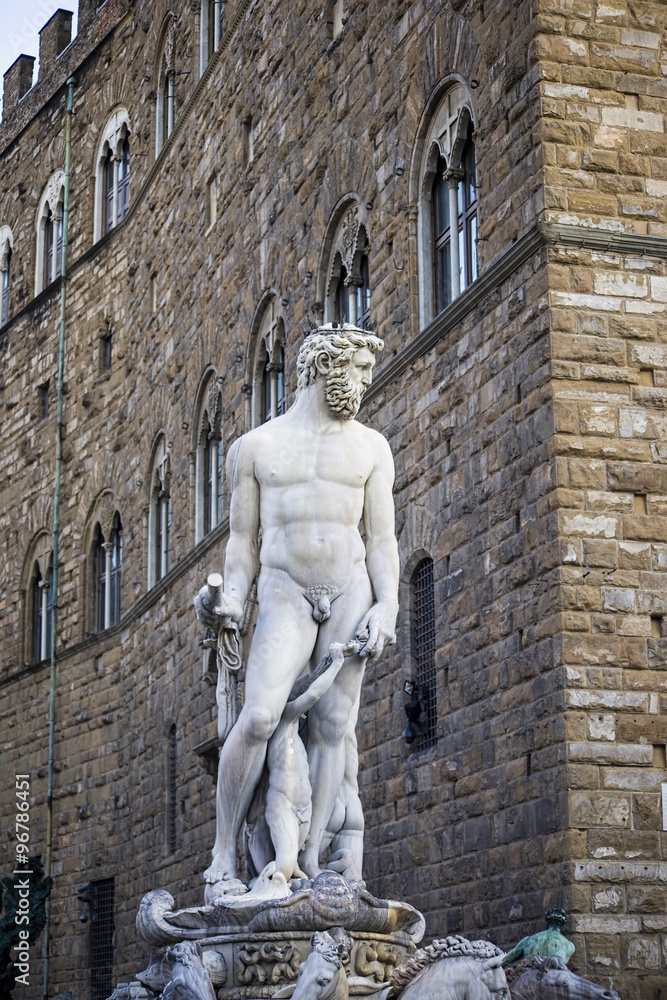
[357,431,400,661]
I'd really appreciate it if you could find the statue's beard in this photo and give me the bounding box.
[324,368,366,419]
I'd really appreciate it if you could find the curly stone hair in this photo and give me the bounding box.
[388,936,505,996]
[296,324,384,394]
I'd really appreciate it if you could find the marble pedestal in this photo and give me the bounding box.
[132,872,425,999]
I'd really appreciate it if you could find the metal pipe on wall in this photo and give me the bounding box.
[43,73,76,1000]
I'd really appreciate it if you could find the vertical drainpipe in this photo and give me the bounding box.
[43,74,76,1000]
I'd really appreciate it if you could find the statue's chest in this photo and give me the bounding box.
[258,435,369,488]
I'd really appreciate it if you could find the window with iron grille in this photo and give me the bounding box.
[90,877,115,1000]
[168,724,178,853]
[410,558,437,749]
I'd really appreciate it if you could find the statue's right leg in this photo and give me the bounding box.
[206,577,317,894]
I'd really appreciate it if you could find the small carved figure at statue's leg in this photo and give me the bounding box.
[265,787,302,885]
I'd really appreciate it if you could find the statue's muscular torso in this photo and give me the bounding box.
[243,415,381,591]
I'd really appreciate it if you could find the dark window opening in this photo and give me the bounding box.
[104,149,114,234]
[45,208,54,285]
[55,213,63,279]
[109,515,122,627]
[94,517,121,631]
[335,264,349,325]
[459,125,478,290]
[411,557,437,750]
[39,381,50,420]
[31,562,53,664]
[2,247,11,325]
[356,252,371,330]
[90,878,115,1000]
[117,139,130,223]
[161,75,170,149]
[94,525,106,633]
[155,473,171,583]
[432,122,478,316]
[202,415,222,535]
[100,332,112,373]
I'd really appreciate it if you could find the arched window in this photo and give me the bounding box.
[148,437,171,588]
[200,0,223,74]
[194,377,223,543]
[30,558,54,664]
[155,19,176,157]
[415,83,478,329]
[323,202,372,328]
[93,513,122,631]
[35,170,65,294]
[410,557,437,749]
[249,297,287,428]
[93,109,131,242]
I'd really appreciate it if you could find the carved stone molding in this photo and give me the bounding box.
[98,494,118,539]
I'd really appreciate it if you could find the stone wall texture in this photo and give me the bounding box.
[0,1,666,999]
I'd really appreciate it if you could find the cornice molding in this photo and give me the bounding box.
[361,222,667,407]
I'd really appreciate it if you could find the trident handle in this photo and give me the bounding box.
[207,573,224,614]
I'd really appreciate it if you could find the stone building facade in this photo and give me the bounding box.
[0,1,666,998]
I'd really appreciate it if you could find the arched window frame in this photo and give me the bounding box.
[87,497,123,633]
[199,0,223,75]
[148,436,172,589]
[30,555,54,664]
[322,201,372,328]
[0,225,14,326]
[35,171,65,294]
[21,532,54,666]
[249,296,287,429]
[194,376,224,543]
[93,108,131,243]
[414,82,478,330]
[155,18,176,158]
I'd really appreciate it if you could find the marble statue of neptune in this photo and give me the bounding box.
[196,324,400,899]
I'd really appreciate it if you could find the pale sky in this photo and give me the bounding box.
[0,0,78,117]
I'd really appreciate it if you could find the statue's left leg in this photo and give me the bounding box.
[327,724,364,881]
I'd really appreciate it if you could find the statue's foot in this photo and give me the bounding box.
[203,862,248,903]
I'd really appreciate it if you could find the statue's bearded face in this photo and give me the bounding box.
[324,348,375,420]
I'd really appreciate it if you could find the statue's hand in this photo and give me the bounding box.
[194,585,243,635]
[355,602,398,662]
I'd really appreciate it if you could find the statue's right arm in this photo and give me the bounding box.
[222,436,260,620]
